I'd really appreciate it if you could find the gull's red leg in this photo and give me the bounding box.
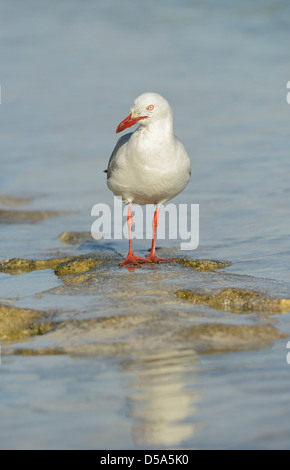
[119,206,152,266]
[147,206,175,263]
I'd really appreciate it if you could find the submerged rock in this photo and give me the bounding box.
[59,231,93,245]
[0,210,69,224]
[175,287,290,314]
[175,259,231,272]
[0,304,55,341]
[0,194,32,206]
[6,310,287,357]
[59,273,93,286]
[177,323,287,354]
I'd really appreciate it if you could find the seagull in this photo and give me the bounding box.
[106,92,191,266]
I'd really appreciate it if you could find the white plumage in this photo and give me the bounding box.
[106,92,191,266]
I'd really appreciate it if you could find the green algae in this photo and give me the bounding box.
[175,258,231,272]
[0,304,55,341]
[175,287,290,314]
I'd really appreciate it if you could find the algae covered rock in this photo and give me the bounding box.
[54,257,102,277]
[175,288,290,314]
[175,259,231,272]
[0,259,37,274]
[0,304,55,341]
[0,256,103,283]
[0,257,72,275]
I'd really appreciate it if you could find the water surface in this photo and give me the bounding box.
[0,0,290,450]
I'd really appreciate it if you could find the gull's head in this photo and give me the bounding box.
[116,92,173,133]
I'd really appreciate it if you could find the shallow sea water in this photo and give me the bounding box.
[0,0,290,449]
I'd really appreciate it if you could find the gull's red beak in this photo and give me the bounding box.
[116,114,148,133]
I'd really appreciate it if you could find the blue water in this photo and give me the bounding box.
[0,0,290,450]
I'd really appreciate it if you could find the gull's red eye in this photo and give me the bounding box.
[147,105,154,111]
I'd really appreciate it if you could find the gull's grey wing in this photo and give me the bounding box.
[105,133,133,179]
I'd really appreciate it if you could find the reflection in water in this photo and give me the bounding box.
[121,349,201,447]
